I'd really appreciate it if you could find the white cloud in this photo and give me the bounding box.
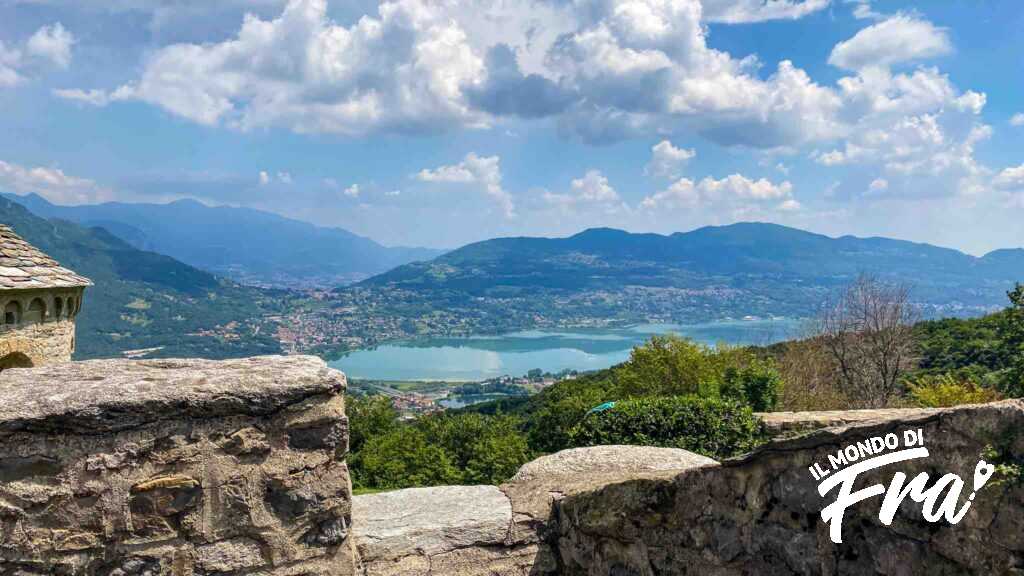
[88,0,487,134]
[645,140,695,179]
[829,15,951,71]
[25,23,74,69]
[868,177,888,193]
[416,153,514,217]
[64,0,843,148]
[0,22,75,87]
[53,85,133,106]
[0,41,22,87]
[543,170,625,214]
[277,171,293,185]
[258,171,270,185]
[701,0,830,24]
[993,165,1024,191]
[344,184,360,198]
[641,173,797,213]
[0,160,112,204]
[847,0,883,20]
[1010,113,1024,127]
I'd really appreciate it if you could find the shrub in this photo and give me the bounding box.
[418,412,533,483]
[346,394,399,454]
[567,395,764,459]
[720,361,782,412]
[351,426,460,489]
[906,373,1002,408]
[613,334,756,398]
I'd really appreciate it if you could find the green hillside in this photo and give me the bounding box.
[0,196,287,359]
[359,223,1024,319]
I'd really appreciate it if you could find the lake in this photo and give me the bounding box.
[328,318,803,382]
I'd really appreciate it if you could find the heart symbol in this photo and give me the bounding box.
[974,460,996,491]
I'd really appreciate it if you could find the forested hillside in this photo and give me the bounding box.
[0,196,287,359]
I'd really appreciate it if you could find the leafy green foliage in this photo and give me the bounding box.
[346,404,533,490]
[351,427,461,490]
[346,395,399,454]
[567,396,763,458]
[999,284,1024,396]
[522,335,780,452]
[720,362,782,411]
[914,313,1007,375]
[906,373,1002,408]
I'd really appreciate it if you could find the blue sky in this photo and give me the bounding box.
[1,0,1023,253]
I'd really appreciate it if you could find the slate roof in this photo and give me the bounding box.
[0,225,92,290]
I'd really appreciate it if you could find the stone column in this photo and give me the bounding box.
[0,355,358,575]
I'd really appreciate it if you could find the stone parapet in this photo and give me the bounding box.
[557,401,1024,574]
[0,355,358,575]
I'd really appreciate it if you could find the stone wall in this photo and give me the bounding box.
[557,401,1024,575]
[0,355,358,575]
[0,317,76,367]
[352,402,1024,576]
[4,355,1023,576]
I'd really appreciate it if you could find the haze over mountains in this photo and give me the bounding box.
[4,193,442,288]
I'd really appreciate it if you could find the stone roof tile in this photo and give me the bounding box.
[0,224,92,289]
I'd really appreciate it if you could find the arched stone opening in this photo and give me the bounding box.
[3,301,21,326]
[26,298,46,323]
[0,351,33,371]
[54,297,64,318]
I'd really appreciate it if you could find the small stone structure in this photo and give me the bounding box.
[0,224,90,369]
[0,355,358,575]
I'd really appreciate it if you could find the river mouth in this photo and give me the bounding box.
[327,318,803,382]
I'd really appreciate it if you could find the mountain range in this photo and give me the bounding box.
[3,193,442,288]
[361,223,1024,315]
[3,190,1023,360]
[0,196,286,359]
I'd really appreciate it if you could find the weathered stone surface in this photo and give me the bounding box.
[502,445,718,555]
[0,355,357,575]
[352,485,511,562]
[759,407,940,436]
[556,400,1024,575]
[510,445,718,483]
[0,355,345,434]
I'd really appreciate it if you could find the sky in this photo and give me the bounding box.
[0,0,1023,254]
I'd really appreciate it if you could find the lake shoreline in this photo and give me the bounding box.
[329,317,804,382]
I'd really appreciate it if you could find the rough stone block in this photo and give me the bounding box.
[0,355,358,575]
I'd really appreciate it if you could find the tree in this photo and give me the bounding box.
[999,283,1024,396]
[814,274,918,408]
[353,427,461,489]
[346,394,399,454]
[613,334,752,398]
[465,431,532,484]
[776,338,848,411]
[720,361,783,412]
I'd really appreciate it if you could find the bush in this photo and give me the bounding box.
[351,426,460,489]
[613,335,755,398]
[418,412,533,484]
[567,395,764,459]
[720,361,782,412]
[346,394,399,454]
[907,373,1002,408]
